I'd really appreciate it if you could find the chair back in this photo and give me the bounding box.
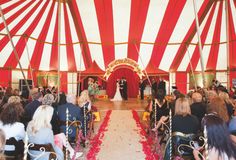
[4,137,24,159]
[28,143,57,160]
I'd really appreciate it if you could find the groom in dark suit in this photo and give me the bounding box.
[120,77,128,100]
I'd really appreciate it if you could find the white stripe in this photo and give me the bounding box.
[195,2,220,71]
[39,3,58,70]
[66,3,85,71]
[216,2,227,70]
[230,0,236,35]
[159,0,204,71]
[73,44,85,71]
[177,45,195,71]
[60,46,68,71]
[76,0,105,70]
[39,44,52,71]
[17,1,53,69]
[177,2,211,71]
[138,44,154,70]
[60,3,66,44]
[138,0,168,69]
[113,0,131,59]
[59,4,68,71]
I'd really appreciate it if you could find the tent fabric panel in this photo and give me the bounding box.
[0,69,11,87]
[63,3,76,71]
[113,0,131,59]
[150,0,186,69]
[69,0,92,69]
[127,0,150,61]
[206,1,223,70]
[169,0,212,71]
[76,0,105,70]
[186,3,217,72]
[94,0,115,67]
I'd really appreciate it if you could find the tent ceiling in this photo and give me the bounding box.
[0,0,235,72]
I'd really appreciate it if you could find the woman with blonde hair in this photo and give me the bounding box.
[27,105,82,160]
[173,97,199,134]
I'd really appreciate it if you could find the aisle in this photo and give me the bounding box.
[96,110,145,160]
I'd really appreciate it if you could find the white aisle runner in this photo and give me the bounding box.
[96,110,145,160]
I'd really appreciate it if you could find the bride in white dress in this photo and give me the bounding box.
[111,80,123,101]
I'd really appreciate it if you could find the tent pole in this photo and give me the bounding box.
[192,0,206,88]
[0,6,31,93]
[134,43,152,86]
[57,0,62,102]
[186,45,197,91]
[24,35,34,88]
[225,0,230,90]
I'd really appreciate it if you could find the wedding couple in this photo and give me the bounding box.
[111,77,127,101]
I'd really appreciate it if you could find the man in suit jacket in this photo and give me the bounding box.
[123,78,128,100]
[139,79,146,100]
[158,77,166,96]
[57,94,82,141]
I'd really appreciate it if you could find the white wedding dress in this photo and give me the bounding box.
[111,82,123,101]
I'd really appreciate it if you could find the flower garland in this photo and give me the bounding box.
[86,110,112,160]
[132,110,159,160]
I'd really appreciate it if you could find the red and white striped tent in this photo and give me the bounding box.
[0,0,236,94]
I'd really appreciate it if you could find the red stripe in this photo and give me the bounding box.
[4,1,48,68]
[63,3,76,71]
[206,1,223,70]
[186,3,217,72]
[60,71,67,93]
[228,0,236,69]
[49,2,59,70]
[127,0,150,61]
[30,1,56,70]
[176,72,187,94]
[94,0,115,67]
[170,0,214,71]
[0,0,11,5]
[67,1,92,69]
[150,0,187,68]
[0,1,34,51]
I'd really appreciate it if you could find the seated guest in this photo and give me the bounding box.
[194,114,236,160]
[219,92,234,118]
[57,94,82,141]
[149,89,169,129]
[207,97,229,123]
[78,90,92,136]
[24,89,43,123]
[42,94,60,135]
[27,105,82,160]
[0,103,25,154]
[173,97,199,134]
[190,92,207,124]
